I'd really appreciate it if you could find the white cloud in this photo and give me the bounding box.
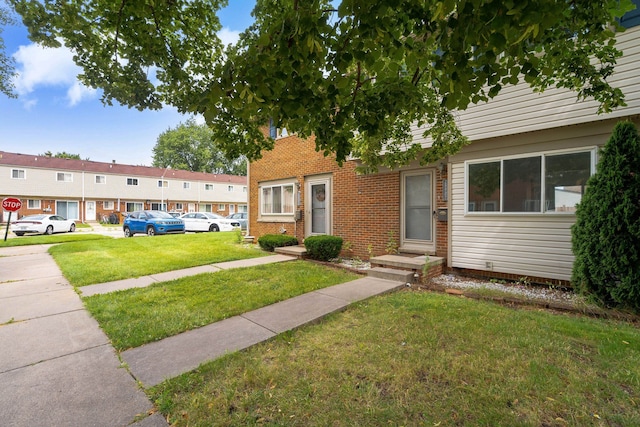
[12,42,96,106]
[218,27,241,46]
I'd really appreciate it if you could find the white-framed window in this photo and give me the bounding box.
[12,169,26,179]
[243,186,247,193]
[201,204,213,212]
[127,177,139,186]
[183,182,191,189]
[466,148,595,214]
[27,199,41,209]
[151,202,167,210]
[95,175,106,184]
[175,202,183,210]
[261,183,295,214]
[218,204,225,211]
[125,202,144,212]
[269,118,290,139]
[104,201,114,210]
[56,172,73,182]
[228,185,234,192]
[239,204,248,213]
[205,184,214,190]
[158,180,168,188]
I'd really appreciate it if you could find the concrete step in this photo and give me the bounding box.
[370,254,444,270]
[274,245,307,257]
[367,267,415,283]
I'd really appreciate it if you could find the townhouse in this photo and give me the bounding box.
[0,151,247,223]
[247,8,640,284]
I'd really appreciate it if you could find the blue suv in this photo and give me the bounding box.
[123,210,185,237]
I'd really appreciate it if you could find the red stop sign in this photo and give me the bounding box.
[2,197,22,212]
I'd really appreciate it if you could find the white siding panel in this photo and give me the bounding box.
[413,27,640,146]
[449,161,578,281]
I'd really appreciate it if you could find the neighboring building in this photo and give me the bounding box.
[248,18,640,285]
[0,151,247,223]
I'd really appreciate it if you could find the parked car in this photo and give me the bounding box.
[179,212,241,232]
[11,214,76,236]
[123,210,185,237]
[226,212,247,231]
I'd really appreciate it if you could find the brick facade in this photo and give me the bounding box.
[249,133,449,262]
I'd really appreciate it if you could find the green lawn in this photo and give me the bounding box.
[150,291,640,426]
[84,261,359,350]
[0,232,111,247]
[49,232,267,286]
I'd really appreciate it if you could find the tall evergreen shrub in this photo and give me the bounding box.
[571,121,640,311]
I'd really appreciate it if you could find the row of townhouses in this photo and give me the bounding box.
[0,151,247,223]
[248,6,640,285]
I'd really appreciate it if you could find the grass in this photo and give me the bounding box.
[49,232,267,286]
[83,261,359,350]
[0,232,111,248]
[150,291,640,427]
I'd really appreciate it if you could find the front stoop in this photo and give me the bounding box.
[368,254,444,283]
[275,245,307,258]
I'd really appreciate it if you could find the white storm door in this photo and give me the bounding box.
[305,176,331,236]
[401,170,435,253]
[86,201,96,221]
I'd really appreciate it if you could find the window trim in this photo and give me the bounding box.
[204,183,214,191]
[95,175,106,184]
[158,180,168,188]
[126,177,139,186]
[465,147,596,215]
[27,199,41,209]
[103,201,114,210]
[259,181,296,216]
[11,169,26,179]
[56,172,73,182]
[183,182,191,189]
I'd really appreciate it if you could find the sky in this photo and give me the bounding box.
[0,1,256,166]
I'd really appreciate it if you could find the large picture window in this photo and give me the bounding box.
[261,183,295,214]
[466,149,594,214]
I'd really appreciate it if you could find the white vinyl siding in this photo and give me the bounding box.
[451,161,577,281]
[412,26,640,147]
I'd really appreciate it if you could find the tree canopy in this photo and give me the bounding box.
[9,0,635,169]
[40,151,86,160]
[153,118,247,175]
[0,2,16,98]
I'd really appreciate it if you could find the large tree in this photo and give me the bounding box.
[9,0,635,169]
[0,1,16,98]
[153,118,247,175]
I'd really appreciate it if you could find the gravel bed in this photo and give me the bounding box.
[430,274,581,305]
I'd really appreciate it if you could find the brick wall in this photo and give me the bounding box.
[249,134,450,261]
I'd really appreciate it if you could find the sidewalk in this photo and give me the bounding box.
[0,244,404,425]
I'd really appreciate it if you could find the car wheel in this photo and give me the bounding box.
[15,232,24,236]
[123,226,132,238]
[146,226,156,236]
[45,225,54,235]
[69,223,76,232]
[209,224,220,232]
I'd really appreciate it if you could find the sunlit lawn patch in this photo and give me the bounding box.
[84,260,358,350]
[150,291,640,426]
[49,232,267,286]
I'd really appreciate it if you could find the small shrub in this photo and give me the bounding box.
[233,228,243,244]
[257,234,299,252]
[304,235,343,261]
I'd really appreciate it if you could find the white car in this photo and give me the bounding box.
[179,212,241,232]
[11,214,76,236]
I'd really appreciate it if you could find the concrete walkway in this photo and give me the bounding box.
[0,244,404,425]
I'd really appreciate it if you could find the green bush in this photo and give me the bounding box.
[571,121,640,311]
[304,235,343,261]
[257,234,299,252]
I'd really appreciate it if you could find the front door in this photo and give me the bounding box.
[305,176,331,236]
[86,201,96,221]
[401,170,435,254]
